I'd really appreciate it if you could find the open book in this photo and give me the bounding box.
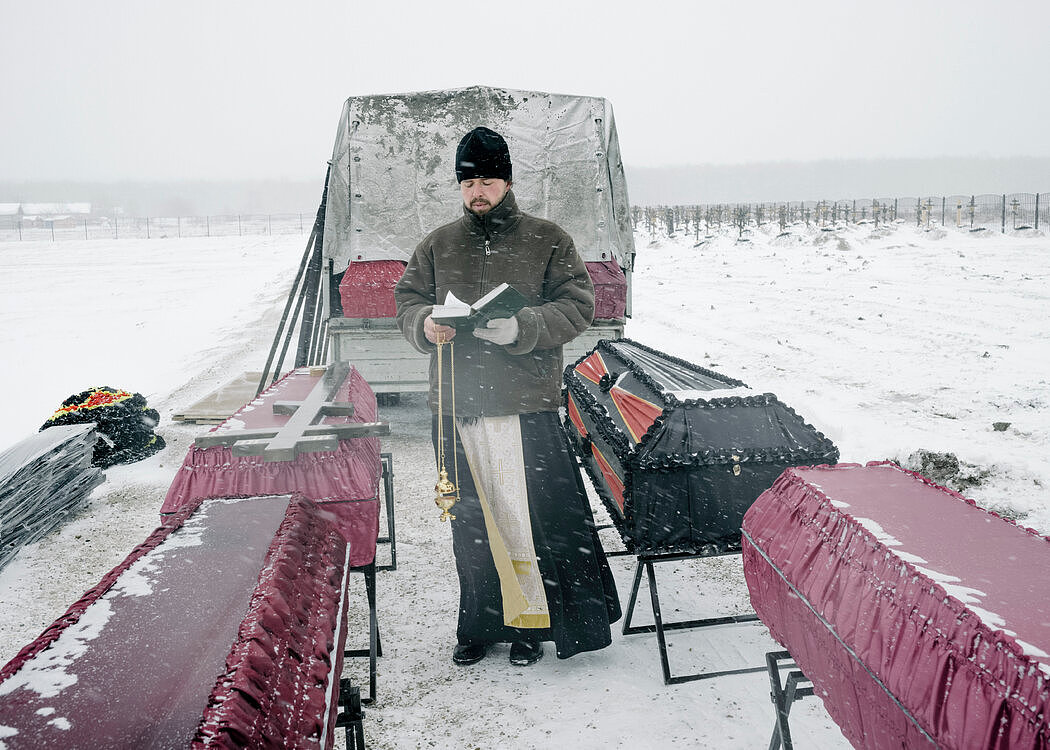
[431,283,530,330]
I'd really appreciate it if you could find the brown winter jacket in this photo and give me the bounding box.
[394,190,594,416]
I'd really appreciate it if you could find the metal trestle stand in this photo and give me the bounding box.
[376,452,396,570]
[765,650,814,750]
[343,449,396,708]
[335,676,365,750]
[621,549,766,684]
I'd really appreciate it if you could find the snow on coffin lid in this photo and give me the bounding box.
[162,365,384,567]
[0,493,352,750]
[563,338,839,554]
[741,462,1050,749]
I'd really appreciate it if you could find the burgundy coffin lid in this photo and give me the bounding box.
[585,260,627,320]
[162,366,381,567]
[339,259,405,318]
[0,493,351,749]
[337,257,627,320]
[742,461,1050,749]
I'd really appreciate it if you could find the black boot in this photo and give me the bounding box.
[452,642,487,665]
[509,640,543,666]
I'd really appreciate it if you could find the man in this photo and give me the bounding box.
[394,126,621,667]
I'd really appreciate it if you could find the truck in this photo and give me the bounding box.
[262,86,636,398]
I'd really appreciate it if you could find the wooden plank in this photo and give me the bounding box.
[172,372,264,423]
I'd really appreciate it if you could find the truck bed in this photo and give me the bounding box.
[328,317,625,394]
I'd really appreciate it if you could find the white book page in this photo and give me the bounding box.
[472,282,509,309]
[432,290,471,318]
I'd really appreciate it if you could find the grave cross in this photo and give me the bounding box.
[194,362,390,462]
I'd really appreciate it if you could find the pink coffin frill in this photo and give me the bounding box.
[742,462,1050,749]
[162,366,381,567]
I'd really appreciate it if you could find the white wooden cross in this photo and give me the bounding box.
[194,362,390,462]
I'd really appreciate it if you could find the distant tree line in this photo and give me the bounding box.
[634,192,1050,239]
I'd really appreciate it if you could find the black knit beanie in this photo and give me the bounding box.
[455,126,512,183]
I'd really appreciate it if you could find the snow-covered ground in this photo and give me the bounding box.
[0,221,1047,748]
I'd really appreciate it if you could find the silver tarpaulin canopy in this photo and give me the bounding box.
[322,86,635,274]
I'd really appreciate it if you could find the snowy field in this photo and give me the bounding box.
[0,221,1048,748]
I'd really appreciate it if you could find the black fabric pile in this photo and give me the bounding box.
[40,386,166,468]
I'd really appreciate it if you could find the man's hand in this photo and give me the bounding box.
[425,315,457,344]
[473,316,519,346]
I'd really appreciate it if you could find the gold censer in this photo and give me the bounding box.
[433,336,460,521]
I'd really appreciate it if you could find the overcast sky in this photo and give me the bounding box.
[3,0,1048,183]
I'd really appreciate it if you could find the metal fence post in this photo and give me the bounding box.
[18,195,1049,244]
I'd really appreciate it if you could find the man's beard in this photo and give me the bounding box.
[469,191,508,215]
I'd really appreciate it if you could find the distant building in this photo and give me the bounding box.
[22,203,92,222]
[0,203,91,227]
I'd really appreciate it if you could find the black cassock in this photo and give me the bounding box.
[433,412,621,659]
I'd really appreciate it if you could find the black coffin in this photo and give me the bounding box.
[563,339,839,555]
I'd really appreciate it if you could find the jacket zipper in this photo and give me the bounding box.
[480,229,492,292]
[479,230,492,414]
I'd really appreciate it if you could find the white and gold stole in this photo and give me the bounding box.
[456,415,550,629]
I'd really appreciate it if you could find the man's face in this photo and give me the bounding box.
[461,178,510,215]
